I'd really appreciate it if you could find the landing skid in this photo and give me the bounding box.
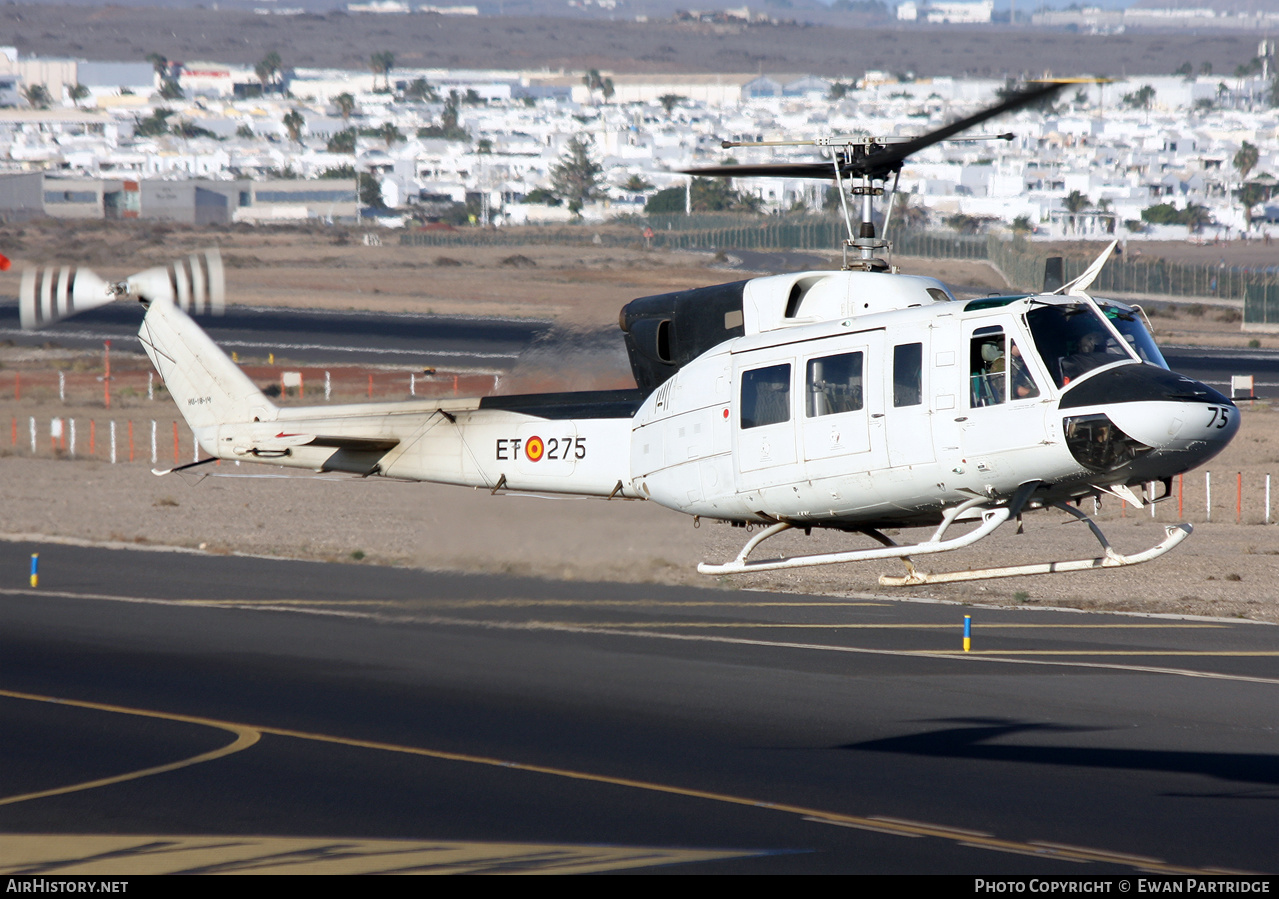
[879,503,1191,586]
[697,498,1192,584]
[698,498,1008,576]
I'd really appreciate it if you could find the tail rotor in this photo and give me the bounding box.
[19,247,226,329]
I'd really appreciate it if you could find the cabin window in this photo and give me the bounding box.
[893,343,922,407]
[807,352,863,417]
[970,330,1006,407]
[971,330,1040,407]
[740,363,791,429]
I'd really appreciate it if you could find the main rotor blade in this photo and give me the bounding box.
[681,162,836,179]
[850,80,1071,179]
[683,80,1076,182]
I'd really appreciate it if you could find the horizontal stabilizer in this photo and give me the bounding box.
[230,431,400,456]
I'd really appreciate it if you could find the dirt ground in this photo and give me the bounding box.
[2,223,1277,624]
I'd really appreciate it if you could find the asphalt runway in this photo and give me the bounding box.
[0,301,552,370]
[0,540,1275,875]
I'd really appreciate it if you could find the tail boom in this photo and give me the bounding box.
[142,299,638,497]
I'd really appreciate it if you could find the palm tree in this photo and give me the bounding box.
[264,52,283,92]
[282,109,305,144]
[22,84,51,110]
[403,78,435,102]
[658,94,684,116]
[333,92,356,122]
[376,122,404,148]
[1096,197,1116,234]
[582,69,603,103]
[68,83,90,108]
[1234,142,1259,184]
[255,51,283,95]
[1238,181,1268,231]
[1184,204,1213,234]
[254,61,272,95]
[146,53,168,81]
[1062,190,1090,234]
[370,52,395,93]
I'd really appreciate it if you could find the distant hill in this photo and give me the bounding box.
[1130,0,1279,11]
[0,3,1268,77]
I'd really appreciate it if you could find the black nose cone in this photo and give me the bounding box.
[1058,363,1232,410]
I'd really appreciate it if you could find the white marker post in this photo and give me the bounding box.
[325,370,331,401]
[28,416,35,454]
[110,421,117,464]
[1205,471,1212,523]
[150,420,157,465]
[1266,474,1271,525]
[58,371,65,403]
[69,419,76,458]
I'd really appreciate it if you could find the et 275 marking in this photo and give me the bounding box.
[496,435,587,462]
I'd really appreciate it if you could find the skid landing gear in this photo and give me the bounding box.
[697,498,1192,584]
[879,503,1191,586]
[697,497,1008,575]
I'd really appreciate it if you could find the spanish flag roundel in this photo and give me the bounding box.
[525,435,544,462]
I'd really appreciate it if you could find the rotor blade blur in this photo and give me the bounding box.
[680,162,838,179]
[849,80,1070,178]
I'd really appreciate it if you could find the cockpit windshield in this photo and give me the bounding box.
[1098,301,1169,370]
[1025,302,1136,389]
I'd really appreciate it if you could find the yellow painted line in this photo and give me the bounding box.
[0,688,1229,875]
[0,692,259,808]
[0,834,746,875]
[939,650,1279,657]
[218,599,886,609]
[493,623,1279,685]
[547,622,1224,629]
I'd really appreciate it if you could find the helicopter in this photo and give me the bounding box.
[18,82,1239,585]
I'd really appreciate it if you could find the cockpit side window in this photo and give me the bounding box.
[1027,303,1133,388]
[1099,303,1169,369]
[740,363,791,429]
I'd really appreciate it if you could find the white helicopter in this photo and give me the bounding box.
[20,82,1238,585]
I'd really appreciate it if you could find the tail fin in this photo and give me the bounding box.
[138,299,275,442]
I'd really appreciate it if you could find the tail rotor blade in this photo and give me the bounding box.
[19,265,114,329]
[124,247,225,316]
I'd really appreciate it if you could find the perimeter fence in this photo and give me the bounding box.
[400,217,1279,307]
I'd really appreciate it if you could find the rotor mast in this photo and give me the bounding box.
[683,80,1081,271]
